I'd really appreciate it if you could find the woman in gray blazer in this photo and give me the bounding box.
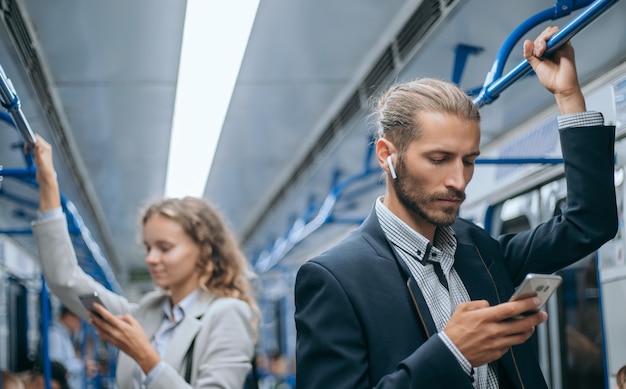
[30,135,258,389]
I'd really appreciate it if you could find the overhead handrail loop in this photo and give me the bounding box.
[473,0,621,108]
[0,65,36,147]
[486,0,594,87]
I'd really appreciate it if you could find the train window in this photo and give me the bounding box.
[7,280,30,372]
[548,197,606,388]
[494,191,539,235]
[500,215,531,234]
[558,254,605,389]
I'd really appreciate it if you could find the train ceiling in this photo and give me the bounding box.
[0,0,624,292]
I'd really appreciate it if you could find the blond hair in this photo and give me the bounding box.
[372,77,480,156]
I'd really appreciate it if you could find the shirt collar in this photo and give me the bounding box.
[162,289,200,323]
[375,196,457,269]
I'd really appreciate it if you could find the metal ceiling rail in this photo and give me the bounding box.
[253,141,381,273]
[0,75,121,388]
[0,136,121,290]
[0,65,36,147]
[473,0,622,107]
[251,0,619,274]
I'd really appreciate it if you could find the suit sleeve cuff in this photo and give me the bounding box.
[438,331,473,376]
[557,111,604,129]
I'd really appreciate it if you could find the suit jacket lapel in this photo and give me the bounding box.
[453,242,502,305]
[116,291,217,385]
[163,291,216,370]
[395,253,438,338]
[360,208,438,338]
[454,242,529,389]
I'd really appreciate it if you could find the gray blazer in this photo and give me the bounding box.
[32,215,255,389]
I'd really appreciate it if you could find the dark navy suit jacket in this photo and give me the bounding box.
[295,124,617,388]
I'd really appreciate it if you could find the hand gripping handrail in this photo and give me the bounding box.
[0,65,36,147]
[473,0,621,108]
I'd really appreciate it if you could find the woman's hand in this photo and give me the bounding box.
[28,134,62,211]
[88,303,161,374]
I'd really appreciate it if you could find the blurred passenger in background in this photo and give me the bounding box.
[29,135,258,388]
[20,361,70,389]
[2,370,25,389]
[617,364,626,389]
[295,26,617,388]
[258,350,293,389]
[47,305,98,389]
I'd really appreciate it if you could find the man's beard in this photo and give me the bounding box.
[392,159,465,227]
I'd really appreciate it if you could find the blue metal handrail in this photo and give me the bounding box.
[0,169,122,292]
[473,0,621,107]
[0,65,36,147]
[484,0,595,88]
[253,141,381,273]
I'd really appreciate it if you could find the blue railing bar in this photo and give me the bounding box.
[452,44,484,85]
[253,142,382,272]
[488,0,594,85]
[0,188,39,210]
[63,195,123,293]
[473,0,621,107]
[0,228,33,234]
[41,276,52,389]
[253,167,377,273]
[595,252,611,385]
[338,179,384,203]
[485,8,555,89]
[476,157,563,164]
[0,168,123,293]
[329,217,367,225]
[0,165,36,177]
[0,65,36,147]
[0,110,13,126]
[483,205,496,235]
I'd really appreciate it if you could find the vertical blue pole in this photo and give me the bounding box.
[41,275,51,389]
[594,253,610,389]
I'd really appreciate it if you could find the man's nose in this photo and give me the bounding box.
[444,160,468,190]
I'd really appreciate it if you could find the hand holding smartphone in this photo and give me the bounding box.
[79,291,106,320]
[508,273,562,319]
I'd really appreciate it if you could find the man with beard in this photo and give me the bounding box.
[294,26,617,388]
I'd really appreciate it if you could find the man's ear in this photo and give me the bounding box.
[376,138,397,179]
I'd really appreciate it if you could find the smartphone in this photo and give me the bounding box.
[508,273,562,319]
[78,292,106,320]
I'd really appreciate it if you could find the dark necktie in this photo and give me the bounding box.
[421,243,449,290]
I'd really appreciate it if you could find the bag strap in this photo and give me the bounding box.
[184,336,197,383]
[249,353,260,389]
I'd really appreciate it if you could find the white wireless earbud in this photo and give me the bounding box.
[386,155,397,180]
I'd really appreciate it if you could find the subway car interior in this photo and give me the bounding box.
[1,0,626,388]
